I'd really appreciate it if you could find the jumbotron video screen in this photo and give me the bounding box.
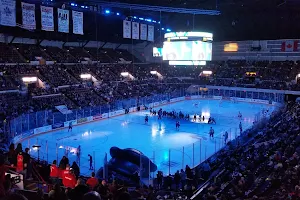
[162,40,212,61]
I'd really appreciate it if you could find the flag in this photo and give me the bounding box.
[281,40,298,52]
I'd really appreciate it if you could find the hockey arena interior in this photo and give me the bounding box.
[1,0,300,200]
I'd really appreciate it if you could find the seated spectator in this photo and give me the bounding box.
[68,178,89,200]
[83,191,102,200]
[117,192,131,200]
[48,183,68,200]
[96,180,110,199]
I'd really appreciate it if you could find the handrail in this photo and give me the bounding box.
[31,162,46,185]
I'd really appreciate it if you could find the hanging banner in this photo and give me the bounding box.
[140,24,147,40]
[72,11,83,35]
[123,20,131,39]
[41,6,54,31]
[0,0,16,27]
[147,25,154,42]
[132,22,139,40]
[22,2,36,30]
[58,8,69,33]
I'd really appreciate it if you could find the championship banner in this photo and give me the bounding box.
[0,0,16,27]
[123,20,131,39]
[72,11,83,35]
[132,22,139,40]
[41,6,54,31]
[22,2,36,30]
[58,8,69,33]
[147,25,154,42]
[140,24,147,40]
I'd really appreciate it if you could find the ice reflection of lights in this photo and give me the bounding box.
[82,131,92,137]
[189,111,211,123]
[152,127,157,137]
[121,121,129,126]
[152,126,165,137]
[164,151,169,160]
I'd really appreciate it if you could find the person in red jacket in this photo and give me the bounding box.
[63,169,76,188]
[16,152,23,173]
[86,172,98,190]
[50,160,59,177]
[61,164,70,179]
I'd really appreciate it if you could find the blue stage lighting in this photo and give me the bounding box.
[105,10,110,14]
[166,28,171,32]
[133,16,137,19]
[116,12,120,16]
[81,5,85,8]
[161,28,165,30]
[139,17,144,20]
[71,3,75,6]
[153,20,157,23]
[158,21,161,24]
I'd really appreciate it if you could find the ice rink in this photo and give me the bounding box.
[21,99,274,176]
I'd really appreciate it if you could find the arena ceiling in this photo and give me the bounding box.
[1,0,300,43]
[53,0,300,41]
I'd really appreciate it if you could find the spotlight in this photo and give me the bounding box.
[116,12,120,16]
[105,10,110,14]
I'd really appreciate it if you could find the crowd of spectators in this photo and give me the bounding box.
[192,102,300,200]
[3,100,300,200]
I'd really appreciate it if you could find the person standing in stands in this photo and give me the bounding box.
[59,156,69,170]
[174,170,181,191]
[63,168,76,189]
[224,131,229,144]
[88,154,93,170]
[16,152,23,173]
[180,169,186,190]
[86,172,99,190]
[239,122,243,134]
[61,164,70,181]
[23,148,31,179]
[50,160,59,182]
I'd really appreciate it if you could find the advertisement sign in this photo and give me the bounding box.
[102,113,108,119]
[161,100,168,105]
[154,102,160,106]
[34,125,52,135]
[129,107,138,112]
[64,120,77,127]
[52,122,64,129]
[87,116,93,122]
[77,117,87,124]
[170,97,185,102]
[93,114,102,120]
